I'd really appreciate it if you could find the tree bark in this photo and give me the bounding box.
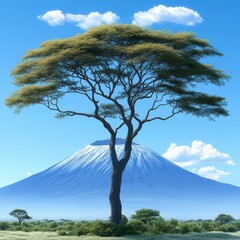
[109,163,123,224]
[109,137,132,224]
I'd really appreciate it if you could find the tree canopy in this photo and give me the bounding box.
[215,214,235,225]
[7,24,228,129]
[9,209,32,225]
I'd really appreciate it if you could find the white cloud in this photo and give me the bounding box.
[175,160,196,168]
[133,5,203,27]
[163,140,234,167]
[38,10,119,29]
[65,13,85,23]
[227,160,235,165]
[38,10,65,26]
[74,11,119,29]
[192,166,229,180]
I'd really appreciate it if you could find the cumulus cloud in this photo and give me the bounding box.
[133,5,203,27]
[163,140,234,167]
[38,10,65,26]
[173,160,196,168]
[192,166,229,180]
[38,10,119,29]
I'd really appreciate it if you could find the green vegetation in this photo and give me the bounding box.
[131,208,161,223]
[6,24,229,224]
[9,209,32,225]
[215,214,236,225]
[0,209,239,238]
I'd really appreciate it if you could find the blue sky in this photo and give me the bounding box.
[0,0,239,187]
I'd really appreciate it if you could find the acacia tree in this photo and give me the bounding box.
[6,25,228,224]
[9,209,32,225]
[215,214,235,225]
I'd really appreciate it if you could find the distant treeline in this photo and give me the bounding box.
[1,209,239,237]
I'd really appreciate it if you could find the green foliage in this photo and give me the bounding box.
[187,222,202,233]
[120,215,128,225]
[131,208,160,223]
[177,221,202,234]
[219,224,238,232]
[126,220,146,235]
[7,24,228,123]
[215,214,235,225]
[145,218,166,235]
[178,223,191,234]
[2,209,240,237]
[9,209,32,225]
[90,220,126,237]
[164,219,179,233]
[232,221,240,231]
[0,222,10,230]
[200,221,215,232]
[73,221,92,236]
[57,230,70,236]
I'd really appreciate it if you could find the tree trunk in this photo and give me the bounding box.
[109,163,123,224]
[108,135,132,224]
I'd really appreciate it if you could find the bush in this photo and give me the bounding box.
[178,223,191,234]
[120,215,128,225]
[48,221,58,229]
[188,222,202,233]
[200,221,216,232]
[90,220,126,237]
[232,221,240,231]
[126,220,146,235]
[165,219,179,233]
[57,230,70,236]
[0,222,10,230]
[145,218,166,235]
[76,221,92,235]
[219,223,238,232]
[131,208,160,223]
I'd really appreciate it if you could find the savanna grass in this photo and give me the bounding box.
[0,232,240,240]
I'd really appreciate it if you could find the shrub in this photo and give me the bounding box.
[126,220,146,235]
[219,223,238,232]
[49,221,58,229]
[131,208,160,223]
[76,221,92,235]
[165,219,179,233]
[188,222,202,233]
[0,222,10,230]
[90,220,125,237]
[178,223,191,234]
[232,221,240,231]
[120,215,128,225]
[58,230,70,236]
[145,218,166,235]
[201,221,215,232]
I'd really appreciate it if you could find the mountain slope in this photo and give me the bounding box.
[0,139,239,220]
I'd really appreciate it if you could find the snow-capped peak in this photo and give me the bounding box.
[49,139,175,173]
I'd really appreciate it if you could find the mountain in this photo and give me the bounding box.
[0,138,240,220]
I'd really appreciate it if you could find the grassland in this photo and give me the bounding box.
[1,231,240,240]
